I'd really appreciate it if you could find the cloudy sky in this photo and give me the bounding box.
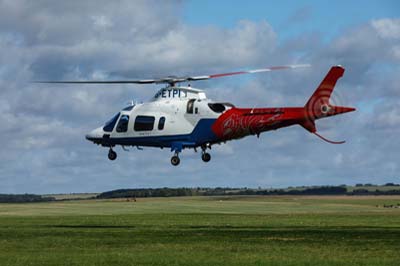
[1,0,399,194]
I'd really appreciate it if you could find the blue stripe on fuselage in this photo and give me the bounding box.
[103,119,218,148]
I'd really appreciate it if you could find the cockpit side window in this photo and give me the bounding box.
[208,103,226,113]
[103,113,120,132]
[187,99,196,114]
[116,115,130,133]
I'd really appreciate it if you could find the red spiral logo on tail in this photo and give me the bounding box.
[305,88,346,126]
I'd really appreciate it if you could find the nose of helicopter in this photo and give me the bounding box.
[85,127,103,142]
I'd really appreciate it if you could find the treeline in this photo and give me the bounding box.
[97,188,197,198]
[97,186,348,199]
[97,185,400,199]
[349,189,400,195]
[233,186,348,196]
[355,183,400,187]
[0,194,56,203]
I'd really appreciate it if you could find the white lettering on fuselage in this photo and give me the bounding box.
[154,89,187,99]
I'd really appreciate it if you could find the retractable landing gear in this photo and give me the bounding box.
[108,148,117,161]
[201,152,211,162]
[171,153,180,166]
[201,144,211,163]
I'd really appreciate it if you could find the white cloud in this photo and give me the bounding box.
[392,45,400,59]
[374,102,400,128]
[91,15,113,29]
[371,18,400,39]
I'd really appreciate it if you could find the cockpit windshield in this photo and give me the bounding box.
[103,112,120,132]
[122,104,135,111]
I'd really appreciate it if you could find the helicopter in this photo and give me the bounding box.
[37,65,355,166]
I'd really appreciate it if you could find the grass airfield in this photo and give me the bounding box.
[1,196,400,266]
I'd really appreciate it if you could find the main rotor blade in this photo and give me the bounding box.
[33,64,310,85]
[33,79,156,84]
[192,64,311,80]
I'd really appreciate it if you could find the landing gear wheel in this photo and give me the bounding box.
[171,155,180,166]
[201,152,211,162]
[108,149,117,161]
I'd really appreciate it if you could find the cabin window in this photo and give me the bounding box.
[158,117,166,130]
[103,112,120,132]
[186,99,196,114]
[134,115,155,131]
[116,115,130,132]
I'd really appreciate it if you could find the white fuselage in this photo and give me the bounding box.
[86,86,232,149]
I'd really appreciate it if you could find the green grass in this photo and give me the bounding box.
[1,196,400,266]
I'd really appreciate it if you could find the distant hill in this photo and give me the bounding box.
[0,194,55,203]
[96,184,400,199]
[2,183,400,203]
[42,193,99,200]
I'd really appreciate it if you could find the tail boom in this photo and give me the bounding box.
[211,66,355,144]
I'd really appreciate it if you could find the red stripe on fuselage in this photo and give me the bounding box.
[212,107,305,140]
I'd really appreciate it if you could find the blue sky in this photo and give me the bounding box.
[0,1,399,194]
[184,0,399,39]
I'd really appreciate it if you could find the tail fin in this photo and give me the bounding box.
[301,65,356,144]
[305,65,344,113]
